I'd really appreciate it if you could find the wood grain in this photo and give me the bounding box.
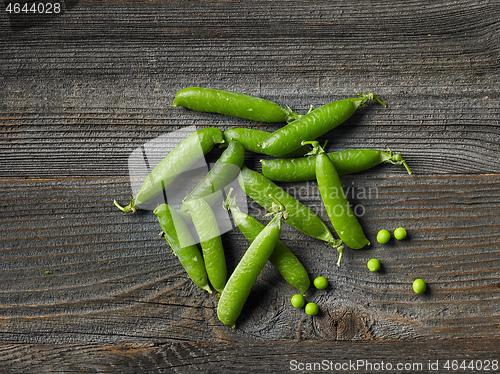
[0,0,499,371]
[1,339,499,373]
[0,173,498,343]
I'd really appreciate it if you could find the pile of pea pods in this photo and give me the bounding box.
[114,87,412,327]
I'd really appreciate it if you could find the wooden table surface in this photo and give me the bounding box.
[1,0,499,372]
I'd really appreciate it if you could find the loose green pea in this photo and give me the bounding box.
[413,279,427,294]
[394,227,407,240]
[313,276,328,290]
[305,302,319,316]
[367,258,381,272]
[291,294,305,308]
[377,229,391,244]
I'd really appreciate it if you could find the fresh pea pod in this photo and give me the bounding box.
[115,127,224,213]
[154,203,211,293]
[259,93,386,157]
[261,148,411,182]
[179,140,244,221]
[238,166,344,260]
[217,196,288,327]
[183,140,245,203]
[224,189,310,295]
[223,128,309,157]
[305,141,370,253]
[173,87,301,123]
[183,198,227,294]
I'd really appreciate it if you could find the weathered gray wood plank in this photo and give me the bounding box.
[0,174,498,343]
[1,339,499,374]
[0,0,498,370]
[1,2,498,178]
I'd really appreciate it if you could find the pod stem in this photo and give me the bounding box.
[284,106,303,123]
[355,93,387,108]
[285,104,314,123]
[301,140,318,156]
[383,148,412,175]
[327,239,345,266]
[301,140,327,156]
[223,188,239,212]
[264,194,289,221]
[113,197,137,213]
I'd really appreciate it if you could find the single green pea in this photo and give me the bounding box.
[413,279,427,294]
[367,258,381,272]
[313,276,328,290]
[291,294,305,308]
[394,227,407,240]
[305,302,319,316]
[377,229,391,244]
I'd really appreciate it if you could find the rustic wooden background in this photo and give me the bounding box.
[1,0,499,372]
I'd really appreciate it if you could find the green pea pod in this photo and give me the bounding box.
[154,203,211,293]
[306,141,370,251]
[238,166,341,247]
[224,190,310,295]
[114,127,224,213]
[183,198,227,294]
[223,128,310,157]
[173,87,301,123]
[259,93,386,157]
[261,148,411,182]
[182,139,245,205]
[217,199,287,327]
